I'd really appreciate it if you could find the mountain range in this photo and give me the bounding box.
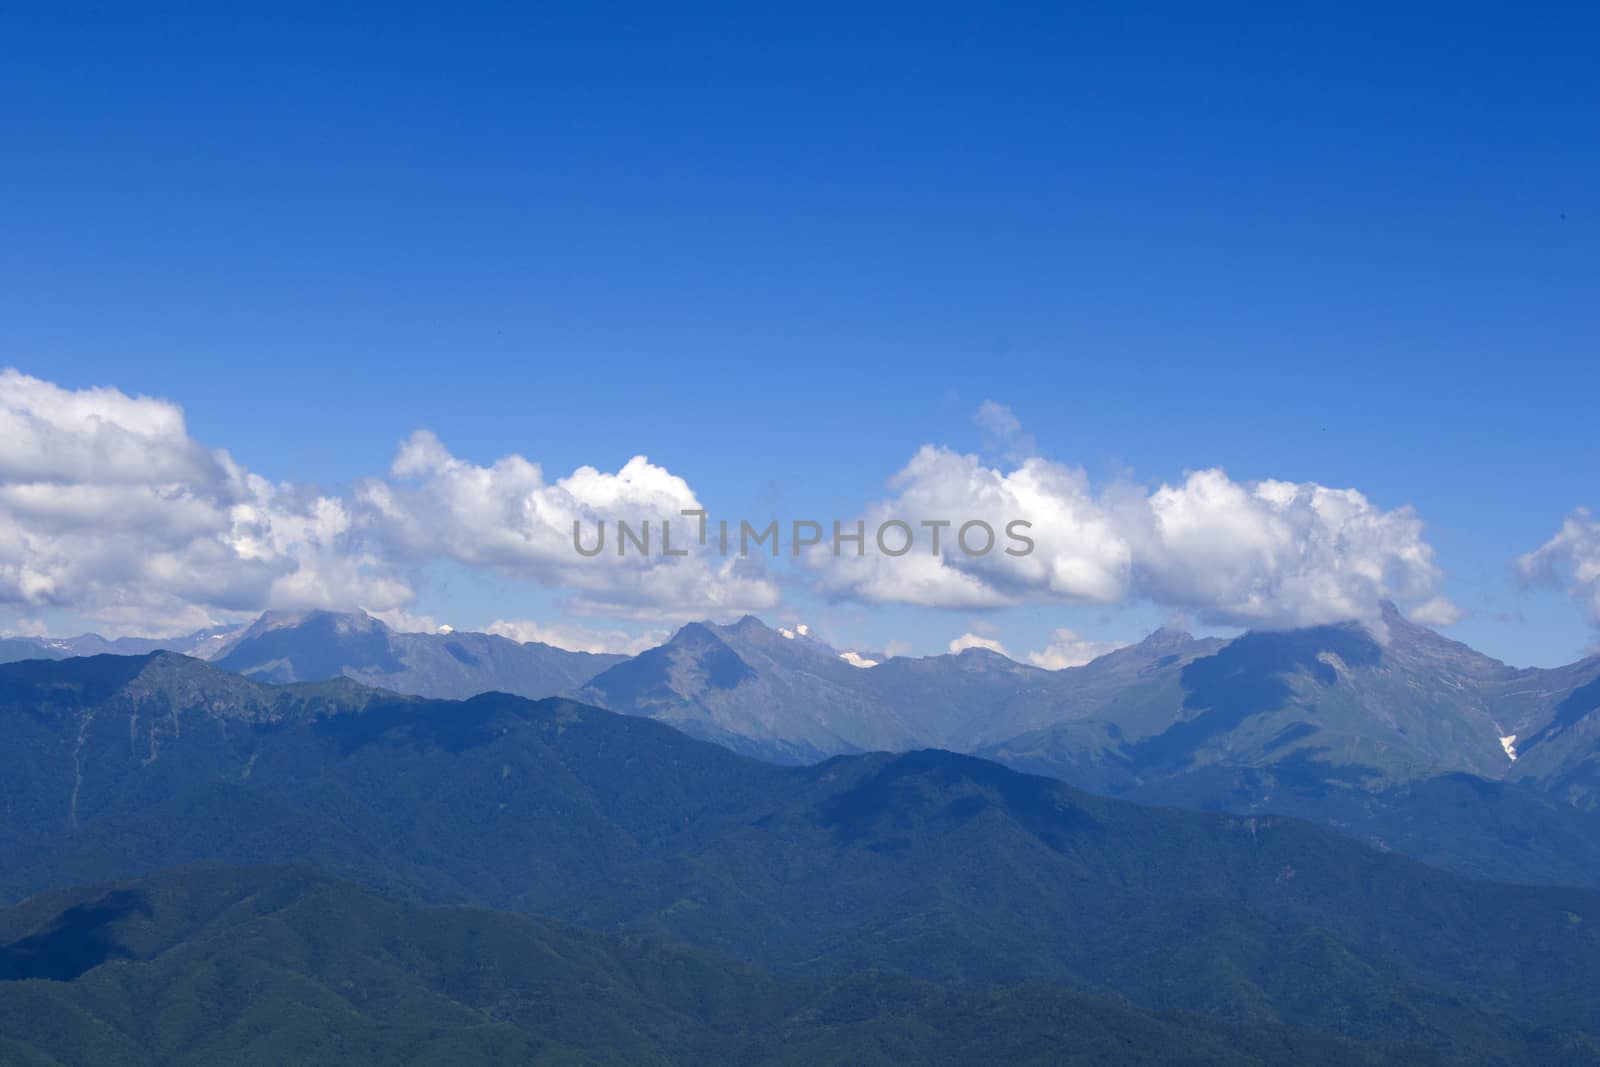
[2,653,1599,1061]
[0,625,243,663]
[569,607,1600,869]
[211,610,627,699]
[1,611,625,703]
[8,607,1600,887]
[575,616,1229,760]
[26,603,1590,803]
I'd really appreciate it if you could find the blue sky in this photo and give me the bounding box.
[2,4,1597,665]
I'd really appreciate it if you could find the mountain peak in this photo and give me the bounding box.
[953,645,1016,666]
[670,621,728,646]
[1138,626,1197,648]
[123,650,264,697]
[728,614,775,637]
[1363,601,1510,677]
[0,650,261,707]
[242,608,387,639]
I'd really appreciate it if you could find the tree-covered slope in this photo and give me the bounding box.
[0,866,1434,1067]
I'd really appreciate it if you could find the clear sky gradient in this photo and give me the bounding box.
[2,4,1597,664]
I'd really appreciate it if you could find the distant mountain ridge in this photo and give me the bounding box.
[576,614,1225,761]
[567,606,1600,883]
[21,605,1596,798]
[11,605,1600,854]
[0,611,626,704]
[572,605,1600,800]
[984,603,1600,805]
[209,610,626,700]
[0,625,244,664]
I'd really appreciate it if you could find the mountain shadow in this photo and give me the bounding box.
[0,889,149,981]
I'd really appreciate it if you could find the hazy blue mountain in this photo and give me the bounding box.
[865,626,1227,749]
[3,655,1600,1058]
[964,606,1600,884]
[572,609,1600,885]
[0,625,243,665]
[0,638,67,663]
[576,617,925,761]
[983,604,1527,795]
[577,616,1222,761]
[0,866,1436,1067]
[580,607,1559,787]
[213,610,625,699]
[1498,655,1600,807]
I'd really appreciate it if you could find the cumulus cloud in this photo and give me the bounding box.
[0,370,772,637]
[359,431,780,622]
[1025,629,1129,669]
[0,370,219,485]
[0,372,1457,644]
[949,632,1009,656]
[0,369,410,634]
[1129,470,1443,628]
[812,407,1450,630]
[1519,509,1600,624]
[814,446,1131,609]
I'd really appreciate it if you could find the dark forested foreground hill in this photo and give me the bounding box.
[2,654,1600,1060]
[0,866,1458,1067]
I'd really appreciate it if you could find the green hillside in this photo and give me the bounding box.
[0,866,1430,1067]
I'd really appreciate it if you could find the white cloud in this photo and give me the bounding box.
[0,373,1460,645]
[1025,628,1129,669]
[360,431,780,622]
[0,369,218,485]
[0,369,410,635]
[1408,596,1466,627]
[1129,470,1442,628]
[838,650,879,668]
[1519,509,1600,624]
[949,632,1009,656]
[484,618,667,655]
[814,446,1132,609]
[0,371,771,638]
[812,406,1449,631]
